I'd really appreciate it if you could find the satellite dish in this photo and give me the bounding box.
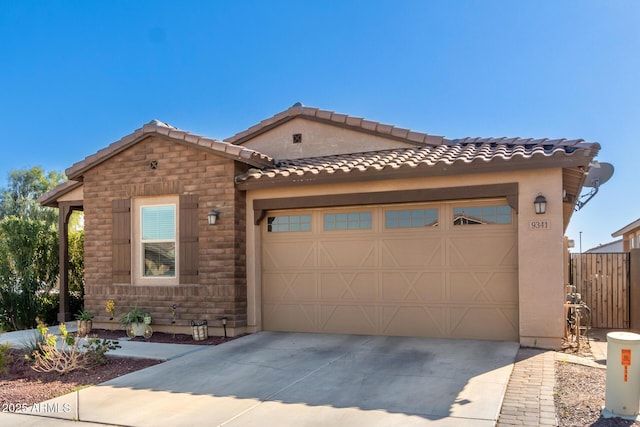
[583,162,614,188]
[575,162,614,211]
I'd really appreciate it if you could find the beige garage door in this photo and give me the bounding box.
[261,200,518,340]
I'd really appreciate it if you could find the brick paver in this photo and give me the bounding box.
[497,348,557,426]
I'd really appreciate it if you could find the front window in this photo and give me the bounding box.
[141,205,176,277]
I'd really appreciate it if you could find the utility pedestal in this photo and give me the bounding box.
[603,331,640,420]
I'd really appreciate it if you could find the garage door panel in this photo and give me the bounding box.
[449,307,518,340]
[263,241,316,269]
[381,272,444,301]
[320,304,377,334]
[320,272,377,299]
[448,235,517,267]
[319,240,376,267]
[381,238,443,267]
[484,272,519,302]
[263,304,316,332]
[263,272,316,299]
[382,306,446,337]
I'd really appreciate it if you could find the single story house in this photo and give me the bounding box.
[585,239,624,253]
[39,104,600,348]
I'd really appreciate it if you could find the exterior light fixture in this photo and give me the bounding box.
[534,194,547,215]
[207,209,220,225]
[219,317,228,338]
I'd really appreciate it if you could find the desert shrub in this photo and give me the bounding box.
[29,321,120,375]
[84,338,121,366]
[20,328,46,362]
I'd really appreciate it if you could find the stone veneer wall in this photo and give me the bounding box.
[82,136,247,334]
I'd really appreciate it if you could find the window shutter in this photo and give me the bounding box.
[179,194,199,284]
[112,199,131,283]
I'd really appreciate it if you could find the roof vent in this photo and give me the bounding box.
[293,133,302,144]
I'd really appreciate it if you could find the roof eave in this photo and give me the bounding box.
[37,180,83,207]
[67,124,274,181]
[612,219,640,237]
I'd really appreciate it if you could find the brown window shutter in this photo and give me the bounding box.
[112,199,131,283]
[179,194,199,284]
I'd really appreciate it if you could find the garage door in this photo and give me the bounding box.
[261,200,518,340]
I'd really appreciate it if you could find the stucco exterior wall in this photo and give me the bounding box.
[238,117,414,160]
[82,136,247,335]
[516,168,564,349]
[245,167,566,347]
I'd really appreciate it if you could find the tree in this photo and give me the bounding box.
[0,167,67,330]
[68,211,85,300]
[0,167,64,222]
[0,217,58,330]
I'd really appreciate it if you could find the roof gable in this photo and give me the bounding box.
[229,116,424,160]
[225,103,445,150]
[66,120,274,180]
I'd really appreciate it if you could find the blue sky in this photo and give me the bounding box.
[1,1,638,252]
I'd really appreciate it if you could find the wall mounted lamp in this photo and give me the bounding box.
[207,209,220,225]
[534,193,547,215]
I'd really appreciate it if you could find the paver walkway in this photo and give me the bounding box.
[497,348,557,426]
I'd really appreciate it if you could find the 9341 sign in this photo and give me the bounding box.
[529,220,550,230]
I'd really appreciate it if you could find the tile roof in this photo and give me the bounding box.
[66,120,274,180]
[236,137,600,185]
[225,103,445,146]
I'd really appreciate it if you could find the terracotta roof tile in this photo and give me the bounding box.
[236,137,600,184]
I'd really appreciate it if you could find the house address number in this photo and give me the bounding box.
[529,220,550,230]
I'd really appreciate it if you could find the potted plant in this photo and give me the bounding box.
[75,310,94,335]
[120,306,152,338]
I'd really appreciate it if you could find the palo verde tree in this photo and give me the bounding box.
[0,167,77,331]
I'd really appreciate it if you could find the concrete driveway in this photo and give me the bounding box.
[8,332,519,426]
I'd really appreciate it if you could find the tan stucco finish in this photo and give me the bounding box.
[57,184,84,202]
[239,117,414,160]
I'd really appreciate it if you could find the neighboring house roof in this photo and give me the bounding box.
[612,218,640,237]
[66,119,275,181]
[585,239,624,253]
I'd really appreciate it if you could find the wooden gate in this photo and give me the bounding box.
[570,253,630,329]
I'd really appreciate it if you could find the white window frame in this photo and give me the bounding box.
[132,196,179,285]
